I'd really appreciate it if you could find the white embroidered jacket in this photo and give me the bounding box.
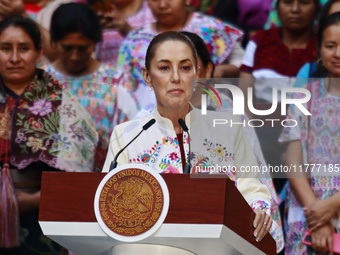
[103,108,272,211]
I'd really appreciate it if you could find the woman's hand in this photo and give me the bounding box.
[311,223,334,254]
[97,8,132,37]
[214,64,239,78]
[0,0,25,20]
[15,190,40,215]
[253,209,272,242]
[304,199,338,231]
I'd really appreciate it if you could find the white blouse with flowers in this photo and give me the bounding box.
[103,107,284,252]
[103,108,270,206]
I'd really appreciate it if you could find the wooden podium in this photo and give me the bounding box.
[39,172,276,255]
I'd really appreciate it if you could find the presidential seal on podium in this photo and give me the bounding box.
[94,164,170,242]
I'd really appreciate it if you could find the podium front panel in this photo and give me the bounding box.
[39,172,276,255]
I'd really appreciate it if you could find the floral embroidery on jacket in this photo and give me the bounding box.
[250,200,270,212]
[130,136,183,173]
[203,138,234,162]
[130,141,161,164]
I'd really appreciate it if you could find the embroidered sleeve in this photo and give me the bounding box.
[249,199,271,215]
[250,198,285,253]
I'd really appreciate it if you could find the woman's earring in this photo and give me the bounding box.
[317,58,323,66]
[149,86,153,91]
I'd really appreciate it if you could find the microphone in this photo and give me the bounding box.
[109,118,156,171]
[178,118,191,174]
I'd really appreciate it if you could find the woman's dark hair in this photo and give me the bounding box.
[319,0,340,29]
[180,31,215,77]
[50,3,102,43]
[276,0,320,19]
[0,15,42,50]
[315,12,340,77]
[145,31,198,71]
[317,11,340,47]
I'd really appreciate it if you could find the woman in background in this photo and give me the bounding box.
[44,3,137,171]
[296,0,340,81]
[264,0,327,29]
[0,15,97,255]
[279,12,340,254]
[239,0,318,196]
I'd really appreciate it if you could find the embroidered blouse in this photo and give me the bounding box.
[103,108,271,207]
[240,28,317,102]
[278,79,340,254]
[44,63,138,171]
[0,69,98,172]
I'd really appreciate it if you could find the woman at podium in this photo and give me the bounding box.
[103,31,282,248]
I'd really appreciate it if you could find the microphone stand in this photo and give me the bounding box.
[178,118,191,174]
[109,118,156,172]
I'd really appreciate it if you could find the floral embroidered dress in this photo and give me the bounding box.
[279,79,340,254]
[95,0,155,65]
[0,69,98,255]
[103,107,284,252]
[44,63,137,171]
[117,12,243,109]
